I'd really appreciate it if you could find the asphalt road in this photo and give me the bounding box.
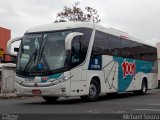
[0,89,160,120]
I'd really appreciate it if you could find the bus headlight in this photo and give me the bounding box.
[50,75,73,85]
[63,75,73,81]
[52,79,60,84]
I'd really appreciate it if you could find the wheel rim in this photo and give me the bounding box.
[89,84,97,98]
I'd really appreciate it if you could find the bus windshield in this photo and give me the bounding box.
[17,31,71,75]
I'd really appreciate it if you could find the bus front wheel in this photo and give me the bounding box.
[43,96,59,103]
[81,79,100,102]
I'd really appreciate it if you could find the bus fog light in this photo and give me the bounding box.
[61,88,66,92]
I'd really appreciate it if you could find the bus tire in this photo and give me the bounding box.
[134,79,147,95]
[140,80,147,95]
[42,96,59,103]
[81,79,100,102]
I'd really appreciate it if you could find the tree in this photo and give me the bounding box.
[55,2,101,23]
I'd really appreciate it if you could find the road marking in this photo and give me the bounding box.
[116,110,127,113]
[134,109,160,112]
[87,110,100,113]
[148,104,160,106]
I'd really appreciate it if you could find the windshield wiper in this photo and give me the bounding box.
[23,49,38,73]
[38,46,44,62]
[37,46,51,73]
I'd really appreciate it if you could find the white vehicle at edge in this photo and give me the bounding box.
[14,22,158,102]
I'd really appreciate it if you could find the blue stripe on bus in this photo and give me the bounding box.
[113,57,154,92]
[41,73,63,83]
[49,73,63,79]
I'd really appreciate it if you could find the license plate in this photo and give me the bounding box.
[32,89,41,94]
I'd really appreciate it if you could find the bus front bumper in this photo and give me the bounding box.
[15,80,70,97]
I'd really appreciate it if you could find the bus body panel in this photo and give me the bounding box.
[15,22,158,99]
[15,71,71,97]
[102,55,118,93]
[15,80,70,97]
[146,73,158,89]
[70,66,87,96]
[88,54,157,93]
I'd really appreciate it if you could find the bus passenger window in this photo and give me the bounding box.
[108,35,121,56]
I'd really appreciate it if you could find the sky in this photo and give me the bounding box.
[0,0,160,46]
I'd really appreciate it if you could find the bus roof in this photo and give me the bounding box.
[26,22,155,47]
[26,22,94,33]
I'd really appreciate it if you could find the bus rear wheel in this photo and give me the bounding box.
[42,96,59,103]
[140,80,147,95]
[134,79,147,95]
[81,79,100,102]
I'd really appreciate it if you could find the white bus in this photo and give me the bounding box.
[15,22,158,102]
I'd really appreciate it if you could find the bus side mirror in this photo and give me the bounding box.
[7,37,22,56]
[65,32,83,50]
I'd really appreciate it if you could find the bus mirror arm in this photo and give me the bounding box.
[65,32,83,50]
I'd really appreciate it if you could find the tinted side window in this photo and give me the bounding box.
[131,41,157,62]
[92,31,108,55]
[141,45,157,61]
[130,42,140,60]
[120,39,134,58]
[108,34,121,56]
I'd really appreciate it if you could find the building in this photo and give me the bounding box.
[0,27,11,62]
